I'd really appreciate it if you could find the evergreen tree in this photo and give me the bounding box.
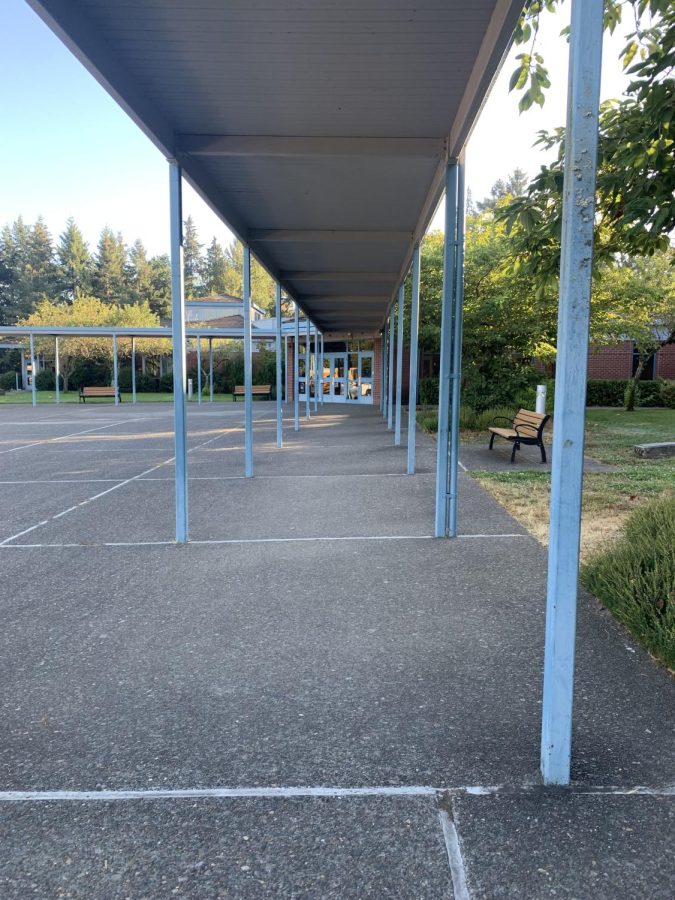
[57,217,92,300]
[127,238,154,305]
[202,237,229,294]
[183,215,203,298]
[476,168,529,211]
[93,227,127,303]
[0,217,57,323]
[148,254,172,318]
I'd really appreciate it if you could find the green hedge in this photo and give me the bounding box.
[581,499,675,670]
[586,379,674,408]
[35,370,63,391]
[0,371,17,390]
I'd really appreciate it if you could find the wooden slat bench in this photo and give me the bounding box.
[488,408,550,463]
[79,386,120,403]
[233,384,272,401]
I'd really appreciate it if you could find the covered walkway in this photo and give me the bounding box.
[0,404,672,896]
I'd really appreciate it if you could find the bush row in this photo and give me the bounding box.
[581,499,675,670]
[585,378,675,408]
[417,377,675,411]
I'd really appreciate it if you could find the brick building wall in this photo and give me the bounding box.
[587,341,633,380]
[656,344,675,379]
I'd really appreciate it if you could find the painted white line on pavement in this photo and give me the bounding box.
[0,417,145,455]
[0,783,671,803]
[0,423,240,545]
[439,809,471,900]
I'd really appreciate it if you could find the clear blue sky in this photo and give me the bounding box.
[0,0,630,255]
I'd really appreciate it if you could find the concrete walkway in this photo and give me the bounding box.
[0,403,672,897]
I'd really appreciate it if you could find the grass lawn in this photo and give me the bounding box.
[0,390,235,404]
[471,408,675,561]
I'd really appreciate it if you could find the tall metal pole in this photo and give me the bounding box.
[131,336,137,404]
[434,161,459,537]
[541,0,604,786]
[243,245,253,477]
[313,328,319,412]
[169,162,188,543]
[448,159,466,537]
[293,304,300,431]
[29,334,36,407]
[209,338,213,402]
[407,243,421,474]
[55,336,60,404]
[275,282,283,448]
[382,329,388,418]
[320,333,325,406]
[197,335,202,404]
[394,284,405,445]
[305,317,311,419]
[379,333,385,413]
[387,313,395,429]
[112,334,119,406]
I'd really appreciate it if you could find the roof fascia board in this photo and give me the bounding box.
[177,135,446,159]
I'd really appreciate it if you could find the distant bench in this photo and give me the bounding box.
[488,408,550,463]
[233,384,272,401]
[79,386,120,403]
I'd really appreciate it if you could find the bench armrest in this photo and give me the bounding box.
[491,416,513,427]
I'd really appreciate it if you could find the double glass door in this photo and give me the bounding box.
[317,350,374,404]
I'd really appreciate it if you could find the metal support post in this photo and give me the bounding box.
[197,336,202,404]
[387,312,395,430]
[55,336,60,404]
[394,284,404,445]
[381,327,388,418]
[131,337,137,404]
[320,333,325,405]
[448,159,466,537]
[243,245,253,477]
[112,334,119,406]
[407,244,421,474]
[294,304,300,431]
[541,0,604,786]
[434,161,459,537]
[313,328,319,412]
[29,334,37,407]
[284,335,289,402]
[275,283,283,448]
[209,338,214,402]
[305,317,311,419]
[169,162,188,542]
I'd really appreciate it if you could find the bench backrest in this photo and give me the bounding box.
[234,384,271,393]
[81,386,116,395]
[513,408,549,436]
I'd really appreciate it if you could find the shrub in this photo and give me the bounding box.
[416,410,438,434]
[35,370,63,391]
[69,358,111,389]
[586,379,626,407]
[581,499,675,669]
[624,380,639,411]
[418,377,439,407]
[0,371,17,390]
[661,381,675,409]
[638,380,664,407]
[159,372,174,393]
[461,360,538,413]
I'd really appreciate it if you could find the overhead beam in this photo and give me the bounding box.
[281,271,398,283]
[296,295,389,304]
[177,135,446,159]
[250,230,412,243]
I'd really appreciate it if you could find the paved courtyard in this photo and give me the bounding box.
[0,401,673,897]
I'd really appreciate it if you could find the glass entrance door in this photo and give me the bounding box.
[321,353,346,402]
[346,351,374,404]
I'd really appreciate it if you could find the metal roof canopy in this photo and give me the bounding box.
[0,323,316,340]
[26,0,523,332]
